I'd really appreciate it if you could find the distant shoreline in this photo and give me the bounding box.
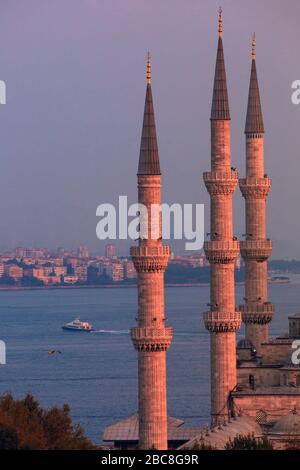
[0,280,290,292]
[0,281,283,292]
[0,283,210,292]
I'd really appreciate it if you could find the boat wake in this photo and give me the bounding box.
[92,329,129,335]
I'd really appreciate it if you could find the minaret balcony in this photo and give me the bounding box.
[240,239,272,262]
[131,326,173,351]
[130,245,170,272]
[203,310,241,333]
[240,302,274,325]
[239,177,271,199]
[203,170,238,196]
[204,240,240,264]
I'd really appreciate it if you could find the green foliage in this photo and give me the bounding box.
[0,392,95,450]
[0,275,16,286]
[224,433,273,450]
[190,438,216,450]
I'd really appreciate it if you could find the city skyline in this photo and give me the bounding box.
[0,1,299,257]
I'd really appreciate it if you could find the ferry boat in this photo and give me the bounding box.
[269,276,291,284]
[62,318,94,332]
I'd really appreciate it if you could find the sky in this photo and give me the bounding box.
[0,0,299,257]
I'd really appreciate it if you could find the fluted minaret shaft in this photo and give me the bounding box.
[203,10,241,427]
[130,55,172,450]
[239,36,274,354]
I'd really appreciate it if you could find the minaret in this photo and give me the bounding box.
[130,54,173,450]
[203,9,241,426]
[239,35,274,354]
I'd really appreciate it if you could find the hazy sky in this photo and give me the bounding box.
[0,0,299,257]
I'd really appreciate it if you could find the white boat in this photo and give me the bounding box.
[62,318,94,332]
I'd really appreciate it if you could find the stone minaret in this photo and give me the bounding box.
[203,9,241,426]
[239,36,274,354]
[130,54,173,450]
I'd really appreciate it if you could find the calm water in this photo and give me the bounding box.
[0,281,299,443]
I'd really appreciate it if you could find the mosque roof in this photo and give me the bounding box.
[270,411,300,436]
[178,416,262,450]
[103,414,202,442]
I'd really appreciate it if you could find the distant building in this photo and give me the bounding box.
[14,247,27,258]
[23,267,45,279]
[28,248,46,259]
[42,266,55,276]
[0,263,4,277]
[50,257,64,267]
[106,263,124,282]
[74,265,88,282]
[77,245,89,259]
[57,247,65,257]
[187,255,206,268]
[22,257,36,266]
[34,259,49,266]
[53,266,67,277]
[105,243,116,259]
[123,260,137,279]
[65,257,78,269]
[5,264,23,281]
[62,275,78,284]
[46,274,61,285]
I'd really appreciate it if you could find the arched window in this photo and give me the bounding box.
[282,374,287,386]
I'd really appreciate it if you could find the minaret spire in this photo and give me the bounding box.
[218,7,223,38]
[245,34,264,134]
[137,53,161,176]
[211,8,230,120]
[131,56,172,449]
[203,10,241,426]
[251,33,256,60]
[147,51,151,85]
[239,35,273,354]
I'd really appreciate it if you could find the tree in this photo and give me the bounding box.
[0,424,19,450]
[190,438,216,450]
[224,433,273,450]
[0,392,95,450]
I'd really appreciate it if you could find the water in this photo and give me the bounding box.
[0,282,298,443]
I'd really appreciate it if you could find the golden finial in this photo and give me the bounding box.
[252,33,256,60]
[147,52,151,85]
[218,7,223,37]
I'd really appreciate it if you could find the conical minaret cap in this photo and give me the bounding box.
[210,8,230,120]
[245,34,264,134]
[137,53,161,175]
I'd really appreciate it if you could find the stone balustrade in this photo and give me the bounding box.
[203,310,242,333]
[239,177,272,199]
[240,239,272,262]
[130,245,170,272]
[204,240,240,264]
[240,302,274,325]
[203,170,238,196]
[131,327,173,352]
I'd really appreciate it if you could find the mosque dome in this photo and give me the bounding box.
[272,411,300,436]
[237,338,254,349]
